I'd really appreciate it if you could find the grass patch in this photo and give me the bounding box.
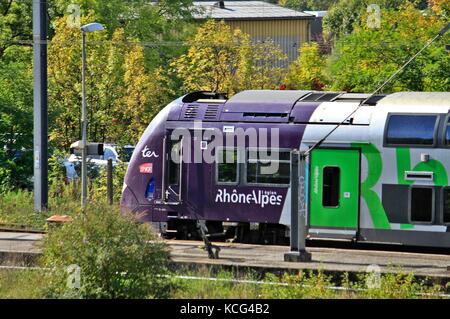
[0,190,49,230]
[0,269,46,299]
[170,268,263,299]
[0,180,123,231]
[169,267,447,299]
[0,266,447,299]
[0,190,447,299]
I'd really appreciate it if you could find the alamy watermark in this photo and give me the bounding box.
[66,264,81,289]
[167,121,282,175]
[366,264,381,289]
[66,4,81,28]
[367,4,381,29]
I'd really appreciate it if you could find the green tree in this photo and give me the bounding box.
[323,0,423,38]
[120,48,175,143]
[0,46,33,190]
[237,38,288,91]
[278,0,338,11]
[171,20,287,95]
[326,3,449,92]
[48,16,175,150]
[52,0,195,68]
[284,42,327,90]
[429,0,449,17]
[0,0,33,59]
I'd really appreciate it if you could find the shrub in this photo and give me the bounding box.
[90,162,128,203]
[261,270,338,299]
[284,42,328,90]
[42,203,170,299]
[357,270,444,299]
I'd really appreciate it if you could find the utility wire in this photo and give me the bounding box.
[0,37,447,47]
[304,22,450,157]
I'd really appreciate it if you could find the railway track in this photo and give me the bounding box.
[0,223,449,254]
[0,230,449,284]
[0,223,45,234]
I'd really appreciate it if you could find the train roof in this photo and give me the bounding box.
[377,92,450,107]
[167,90,449,124]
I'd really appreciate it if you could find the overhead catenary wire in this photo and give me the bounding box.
[0,37,447,48]
[304,22,450,156]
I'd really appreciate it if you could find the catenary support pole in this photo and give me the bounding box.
[284,150,311,262]
[32,0,48,212]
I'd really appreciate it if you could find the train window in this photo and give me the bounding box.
[385,115,438,146]
[443,188,450,223]
[410,187,433,223]
[168,141,180,185]
[445,126,450,145]
[322,167,340,207]
[216,149,238,184]
[246,149,290,185]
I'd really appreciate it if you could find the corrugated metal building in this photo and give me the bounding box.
[304,11,327,41]
[192,1,314,64]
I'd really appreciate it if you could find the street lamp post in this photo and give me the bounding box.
[80,22,104,209]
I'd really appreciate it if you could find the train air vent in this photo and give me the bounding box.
[243,113,288,118]
[301,93,325,101]
[204,105,219,120]
[183,105,199,119]
[317,93,341,102]
[300,92,342,102]
[363,95,386,106]
[404,171,434,182]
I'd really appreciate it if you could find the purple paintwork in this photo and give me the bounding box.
[120,90,322,225]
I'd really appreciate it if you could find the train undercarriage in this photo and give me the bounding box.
[156,219,290,245]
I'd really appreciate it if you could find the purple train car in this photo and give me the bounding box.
[121,90,450,248]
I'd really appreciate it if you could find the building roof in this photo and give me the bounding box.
[304,10,327,18]
[192,1,314,20]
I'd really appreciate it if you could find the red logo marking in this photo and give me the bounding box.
[139,163,153,174]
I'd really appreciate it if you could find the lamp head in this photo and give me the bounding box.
[81,22,105,33]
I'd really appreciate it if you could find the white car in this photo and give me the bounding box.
[68,144,135,167]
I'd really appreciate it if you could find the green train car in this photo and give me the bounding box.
[299,92,450,248]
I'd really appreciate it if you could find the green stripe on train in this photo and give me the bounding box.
[352,143,391,230]
[396,148,448,186]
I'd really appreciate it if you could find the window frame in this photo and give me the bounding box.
[440,113,450,147]
[167,139,182,186]
[408,186,435,225]
[322,166,341,209]
[244,147,291,188]
[215,146,240,186]
[383,113,440,148]
[441,187,450,225]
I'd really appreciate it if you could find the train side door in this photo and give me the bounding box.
[161,132,206,214]
[162,137,183,204]
[309,149,360,235]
